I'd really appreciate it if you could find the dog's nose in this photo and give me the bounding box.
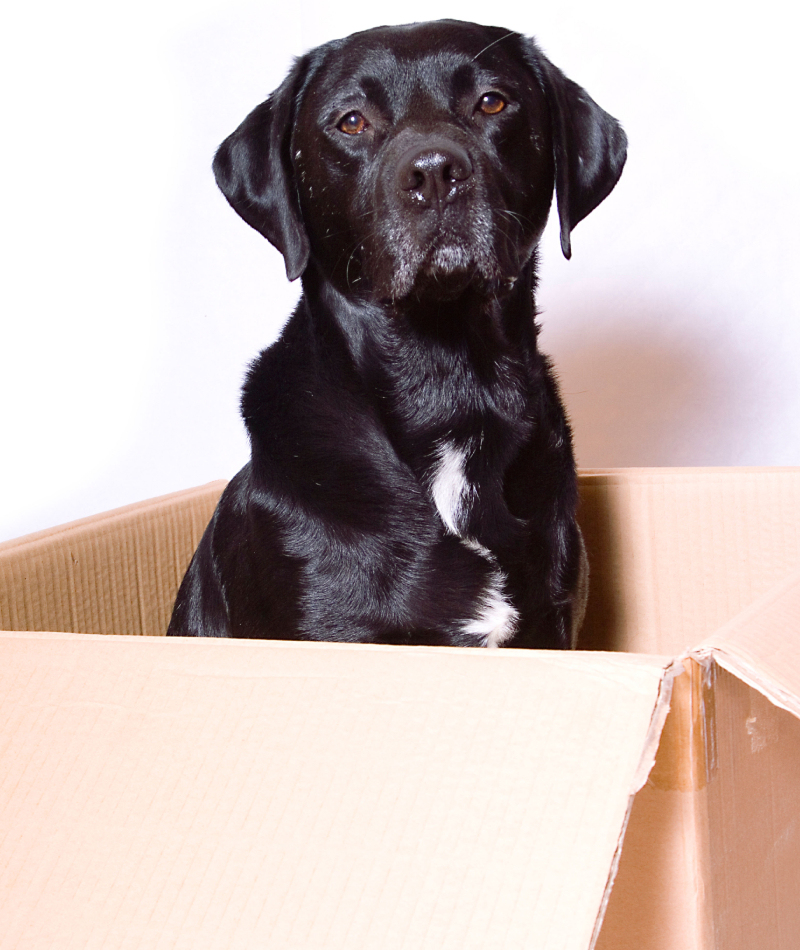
[397,141,473,207]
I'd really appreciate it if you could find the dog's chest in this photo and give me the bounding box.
[426,440,520,648]
[385,343,529,538]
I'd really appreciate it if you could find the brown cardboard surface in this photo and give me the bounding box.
[3,468,800,949]
[606,657,800,950]
[595,774,706,950]
[697,665,800,950]
[0,481,224,637]
[698,565,800,718]
[0,633,671,950]
[577,468,800,656]
[595,661,713,950]
[600,616,800,950]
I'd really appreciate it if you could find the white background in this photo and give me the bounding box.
[2,0,798,541]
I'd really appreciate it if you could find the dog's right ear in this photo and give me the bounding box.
[213,58,310,281]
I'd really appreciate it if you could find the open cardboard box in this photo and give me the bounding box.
[2,468,799,949]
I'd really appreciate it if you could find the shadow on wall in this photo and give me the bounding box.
[543,299,756,468]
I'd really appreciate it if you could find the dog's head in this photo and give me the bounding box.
[213,20,627,301]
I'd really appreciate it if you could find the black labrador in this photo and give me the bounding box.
[168,19,626,648]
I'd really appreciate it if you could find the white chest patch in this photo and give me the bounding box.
[430,442,474,536]
[429,442,519,648]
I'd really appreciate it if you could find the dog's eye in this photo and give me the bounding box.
[337,112,368,135]
[477,92,507,116]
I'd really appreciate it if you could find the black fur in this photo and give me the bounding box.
[168,20,626,648]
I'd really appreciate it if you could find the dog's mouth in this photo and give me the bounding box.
[408,268,475,302]
[380,221,516,303]
[408,245,487,300]
[395,246,517,303]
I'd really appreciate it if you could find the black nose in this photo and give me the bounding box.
[396,141,473,207]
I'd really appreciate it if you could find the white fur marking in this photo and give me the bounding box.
[430,444,517,648]
[431,443,473,535]
[463,569,519,648]
[461,537,495,562]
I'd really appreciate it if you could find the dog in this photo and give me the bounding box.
[167,19,626,648]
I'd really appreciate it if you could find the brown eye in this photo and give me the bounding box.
[337,112,368,134]
[478,92,506,115]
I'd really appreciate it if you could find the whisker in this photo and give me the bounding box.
[472,30,519,62]
[498,208,535,228]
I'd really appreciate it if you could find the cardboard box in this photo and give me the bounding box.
[2,469,799,949]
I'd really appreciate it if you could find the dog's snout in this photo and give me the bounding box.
[397,142,473,206]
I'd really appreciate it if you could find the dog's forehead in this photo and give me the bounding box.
[303,21,533,113]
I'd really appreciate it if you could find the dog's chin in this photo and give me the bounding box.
[384,243,514,303]
[409,266,477,301]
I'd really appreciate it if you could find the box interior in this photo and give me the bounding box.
[4,469,800,657]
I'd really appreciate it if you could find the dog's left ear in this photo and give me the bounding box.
[213,57,311,281]
[531,47,628,259]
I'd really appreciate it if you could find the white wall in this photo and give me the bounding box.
[2,0,798,541]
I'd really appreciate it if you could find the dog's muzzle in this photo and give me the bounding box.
[371,132,507,300]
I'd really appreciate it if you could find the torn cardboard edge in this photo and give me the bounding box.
[592,559,800,950]
[589,656,684,950]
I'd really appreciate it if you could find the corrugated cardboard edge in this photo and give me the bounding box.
[588,656,683,950]
[0,481,227,554]
[690,565,800,721]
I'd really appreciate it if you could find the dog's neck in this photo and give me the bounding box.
[298,258,543,466]
[301,256,542,378]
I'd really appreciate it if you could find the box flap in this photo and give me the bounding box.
[0,634,672,950]
[693,565,800,720]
